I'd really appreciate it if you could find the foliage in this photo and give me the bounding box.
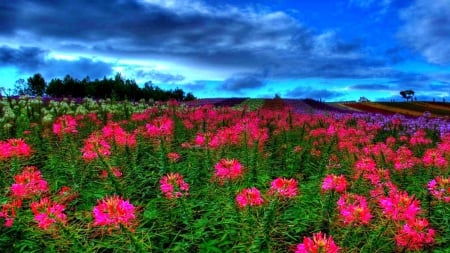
[13,73,196,102]
[400,90,415,102]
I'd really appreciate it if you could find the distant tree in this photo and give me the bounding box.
[14,78,29,95]
[184,92,196,101]
[39,72,196,101]
[171,87,185,101]
[46,78,65,97]
[27,73,46,96]
[400,89,414,102]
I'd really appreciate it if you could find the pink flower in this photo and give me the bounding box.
[167,152,180,163]
[0,138,32,160]
[10,166,48,199]
[337,193,372,226]
[102,122,136,148]
[53,115,78,136]
[194,134,206,146]
[214,158,244,183]
[295,232,339,253]
[423,148,448,169]
[428,176,450,202]
[100,167,123,179]
[0,199,22,227]
[395,218,435,251]
[160,173,189,199]
[92,195,136,229]
[145,116,173,138]
[379,190,421,222]
[236,187,264,208]
[268,177,298,198]
[322,174,348,193]
[81,133,111,161]
[30,197,67,230]
[393,146,417,171]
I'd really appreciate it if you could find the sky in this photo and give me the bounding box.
[0,0,449,101]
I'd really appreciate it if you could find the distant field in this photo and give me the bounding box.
[188,98,450,119]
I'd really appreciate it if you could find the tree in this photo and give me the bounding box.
[400,89,415,102]
[14,78,29,95]
[46,78,65,97]
[27,73,46,96]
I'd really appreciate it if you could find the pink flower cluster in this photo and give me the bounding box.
[379,190,421,222]
[214,158,244,183]
[295,232,339,253]
[337,193,372,226]
[10,166,48,199]
[30,197,67,230]
[236,187,264,208]
[422,148,448,169]
[81,122,138,161]
[321,174,348,193]
[92,195,136,229]
[145,116,173,138]
[167,152,180,163]
[395,218,435,251]
[81,133,112,161]
[0,199,22,227]
[268,177,298,198]
[160,173,190,199]
[52,115,78,136]
[101,122,137,147]
[0,138,32,160]
[428,176,450,202]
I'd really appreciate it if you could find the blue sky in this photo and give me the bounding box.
[0,0,449,101]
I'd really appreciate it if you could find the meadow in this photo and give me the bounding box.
[0,96,449,252]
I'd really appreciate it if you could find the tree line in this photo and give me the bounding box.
[11,73,196,101]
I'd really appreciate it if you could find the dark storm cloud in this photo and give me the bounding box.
[398,0,450,65]
[221,74,266,92]
[0,46,112,80]
[285,86,344,100]
[0,2,23,34]
[0,46,47,71]
[1,0,393,81]
[348,84,391,90]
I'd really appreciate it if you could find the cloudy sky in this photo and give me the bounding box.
[0,0,449,101]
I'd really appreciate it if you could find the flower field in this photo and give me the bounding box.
[0,97,449,252]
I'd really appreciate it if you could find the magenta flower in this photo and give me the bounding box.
[428,176,450,202]
[167,152,180,163]
[0,138,32,160]
[395,218,435,251]
[145,116,173,138]
[423,148,448,169]
[0,199,22,227]
[30,197,67,230]
[236,187,264,208]
[337,193,372,226]
[52,115,78,136]
[81,133,111,161]
[214,158,244,183]
[102,122,136,147]
[322,174,348,193]
[92,195,136,229]
[295,232,339,253]
[393,146,418,171]
[160,173,189,199]
[10,166,48,199]
[379,190,421,222]
[268,177,299,198]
